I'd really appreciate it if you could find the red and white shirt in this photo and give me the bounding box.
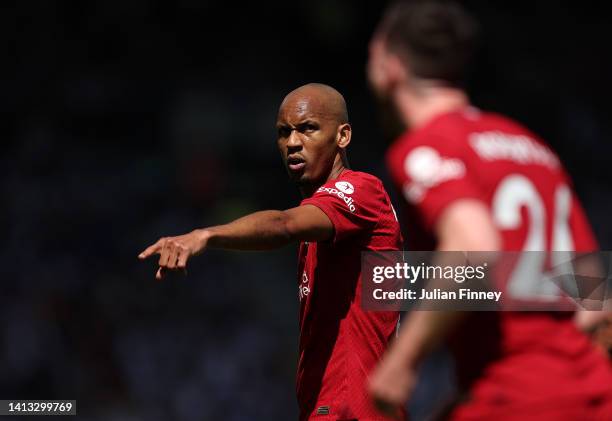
[297,169,403,421]
[386,108,612,419]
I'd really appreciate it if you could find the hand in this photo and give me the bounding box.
[138,229,209,280]
[368,352,416,420]
[592,314,612,357]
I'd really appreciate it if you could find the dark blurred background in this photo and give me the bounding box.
[2,1,611,420]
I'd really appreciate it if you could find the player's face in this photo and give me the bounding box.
[276,97,340,188]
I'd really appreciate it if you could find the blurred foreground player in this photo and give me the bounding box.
[366,1,612,420]
[139,83,405,420]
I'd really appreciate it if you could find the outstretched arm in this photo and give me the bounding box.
[138,204,333,280]
[369,199,500,415]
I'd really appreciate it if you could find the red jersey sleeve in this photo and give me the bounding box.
[300,172,384,245]
[387,135,486,231]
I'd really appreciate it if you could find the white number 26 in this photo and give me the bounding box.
[492,174,574,301]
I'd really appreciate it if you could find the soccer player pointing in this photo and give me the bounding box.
[139,83,350,276]
[140,83,404,421]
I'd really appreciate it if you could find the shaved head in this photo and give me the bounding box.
[276,83,352,197]
[279,83,348,125]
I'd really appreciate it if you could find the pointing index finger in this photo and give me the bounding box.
[138,239,164,259]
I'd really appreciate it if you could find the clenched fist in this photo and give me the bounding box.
[593,314,612,358]
[139,229,209,280]
[368,352,415,420]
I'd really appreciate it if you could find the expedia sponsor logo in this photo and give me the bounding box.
[334,181,354,194]
[316,183,356,212]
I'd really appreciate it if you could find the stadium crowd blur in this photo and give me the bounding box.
[3,1,611,420]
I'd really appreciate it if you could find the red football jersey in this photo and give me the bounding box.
[386,108,612,419]
[297,169,404,421]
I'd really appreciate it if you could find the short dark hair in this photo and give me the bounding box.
[377,0,479,85]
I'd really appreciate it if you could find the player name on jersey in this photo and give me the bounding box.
[469,130,560,169]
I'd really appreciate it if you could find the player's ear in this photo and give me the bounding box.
[336,123,351,149]
[386,52,409,86]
